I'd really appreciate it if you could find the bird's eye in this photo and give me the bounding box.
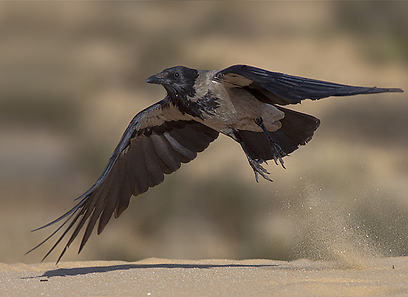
[174,72,180,78]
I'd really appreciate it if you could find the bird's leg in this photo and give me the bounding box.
[239,142,273,183]
[254,117,286,169]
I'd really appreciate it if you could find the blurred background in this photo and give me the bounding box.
[1,2,407,264]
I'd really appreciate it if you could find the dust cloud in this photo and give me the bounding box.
[291,184,382,269]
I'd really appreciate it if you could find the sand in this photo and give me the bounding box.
[1,257,408,297]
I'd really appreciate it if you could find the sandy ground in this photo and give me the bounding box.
[1,257,408,297]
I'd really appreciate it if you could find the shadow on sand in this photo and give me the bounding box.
[34,262,279,278]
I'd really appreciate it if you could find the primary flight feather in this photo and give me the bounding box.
[28,64,403,262]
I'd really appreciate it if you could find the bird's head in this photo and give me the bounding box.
[146,66,199,100]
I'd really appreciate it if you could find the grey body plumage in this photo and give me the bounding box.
[28,64,403,262]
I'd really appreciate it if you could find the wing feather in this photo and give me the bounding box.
[164,133,197,161]
[30,97,218,262]
[218,64,403,105]
[142,137,165,187]
[128,138,149,196]
[151,134,182,172]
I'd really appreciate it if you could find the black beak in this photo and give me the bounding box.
[145,74,161,84]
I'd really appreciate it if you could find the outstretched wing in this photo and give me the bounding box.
[217,64,403,105]
[28,97,219,262]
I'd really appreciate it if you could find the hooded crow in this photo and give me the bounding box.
[28,64,403,262]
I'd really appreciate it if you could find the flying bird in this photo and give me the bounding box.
[28,64,403,262]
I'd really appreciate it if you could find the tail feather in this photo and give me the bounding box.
[272,106,320,154]
[238,106,320,161]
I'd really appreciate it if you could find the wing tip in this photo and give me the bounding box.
[361,86,404,95]
[389,87,404,93]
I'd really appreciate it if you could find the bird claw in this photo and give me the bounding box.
[271,142,286,169]
[247,157,273,183]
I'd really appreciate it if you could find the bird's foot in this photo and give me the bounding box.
[248,157,273,183]
[238,140,273,182]
[254,117,286,169]
[271,141,286,169]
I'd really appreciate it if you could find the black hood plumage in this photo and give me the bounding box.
[146,66,199,100]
